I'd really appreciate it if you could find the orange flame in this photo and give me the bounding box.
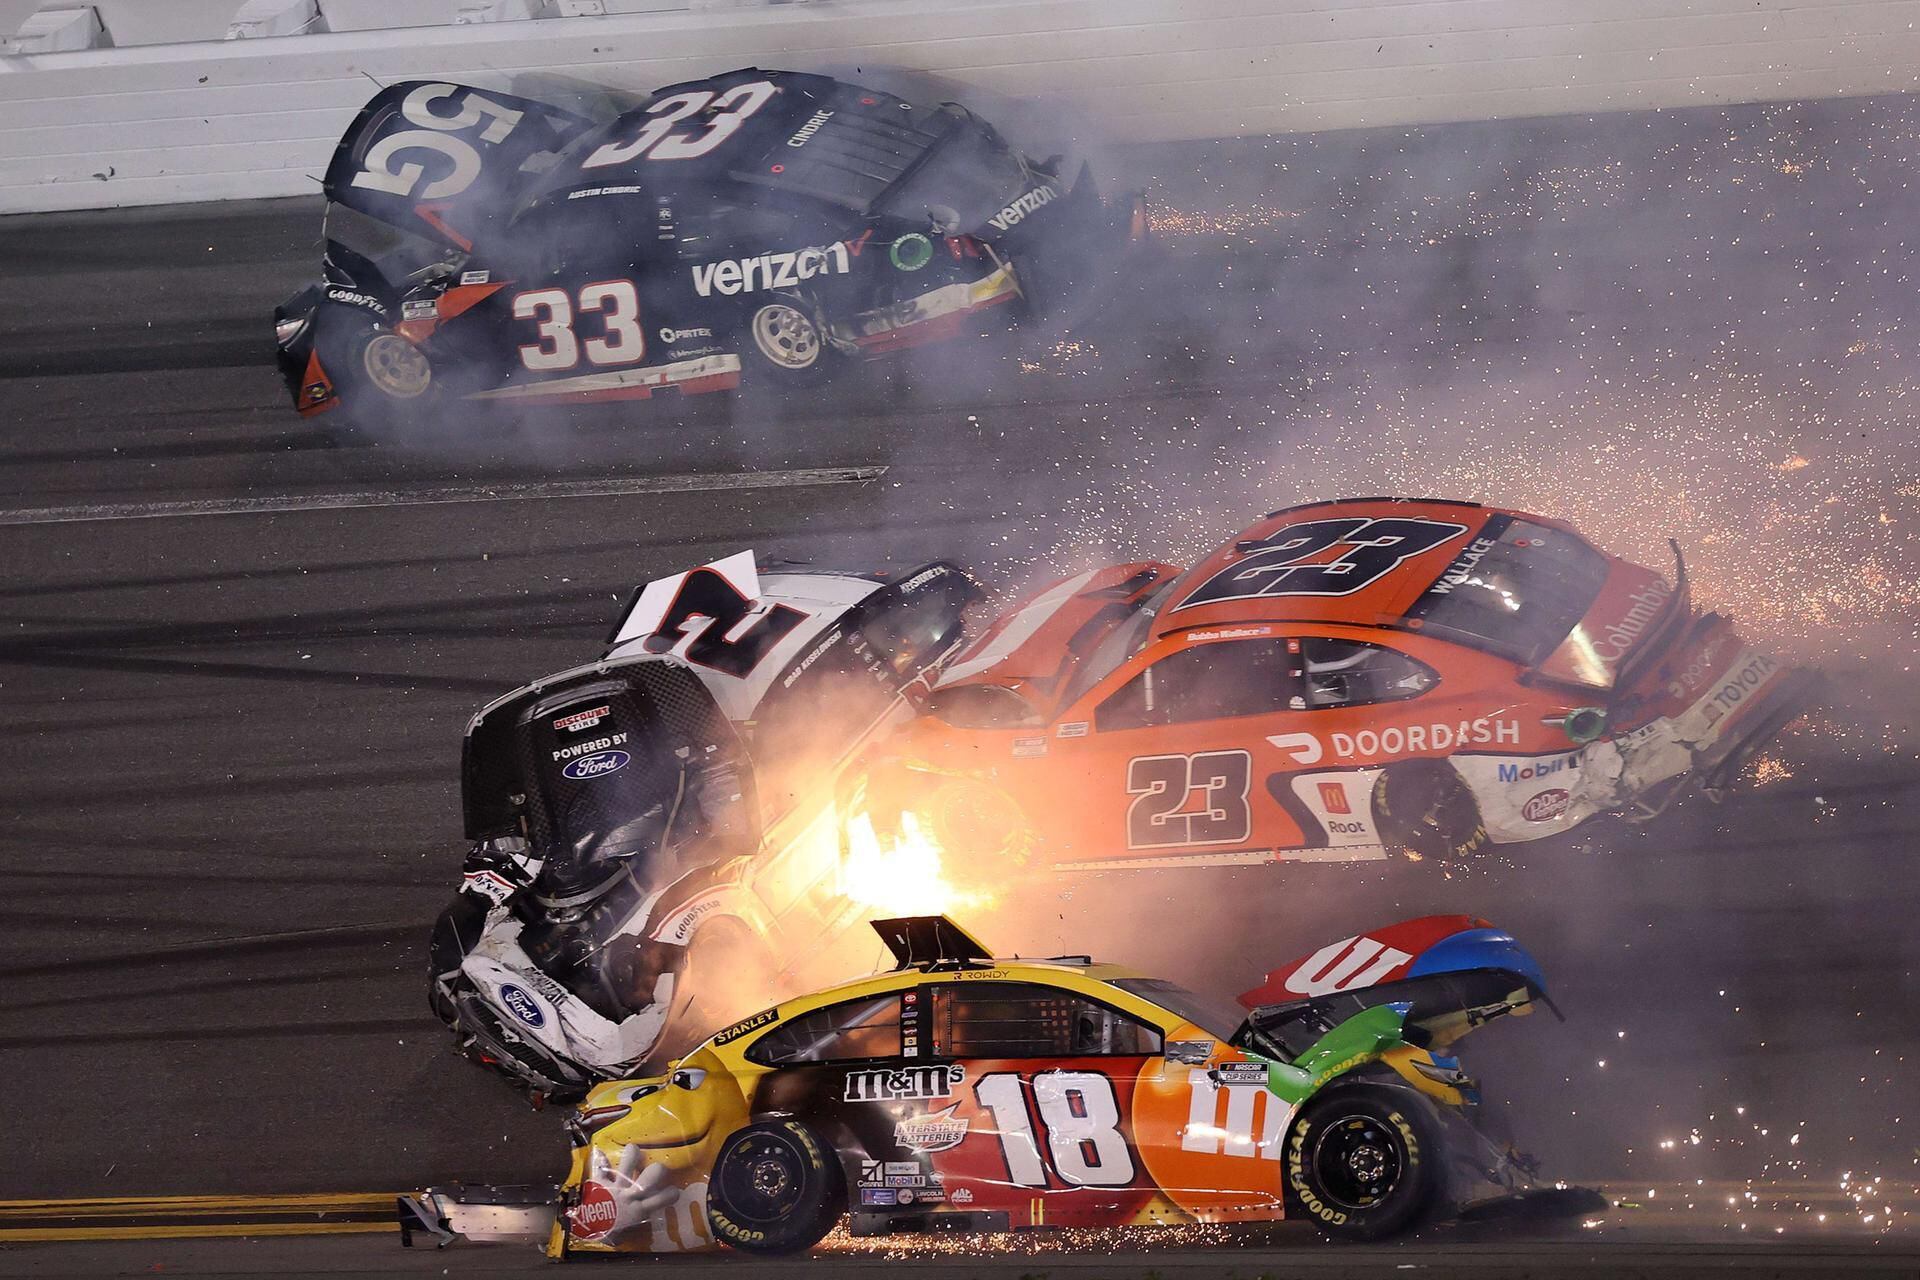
[839,811,994,918]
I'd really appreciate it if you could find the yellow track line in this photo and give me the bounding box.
[0,1191,408,1242]
[1,1222,394,1243]
[0,1192,399,1211]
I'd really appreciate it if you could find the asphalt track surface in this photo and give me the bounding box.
[5,93,1920,1277]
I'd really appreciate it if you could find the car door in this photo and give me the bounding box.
[902,978,1165,1227]
[1261,634,1448,853]
[1040,634,1311,868]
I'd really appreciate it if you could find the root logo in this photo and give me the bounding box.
[568,1182,618,1240]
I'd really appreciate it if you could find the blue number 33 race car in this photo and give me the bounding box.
[274,67,1147,429]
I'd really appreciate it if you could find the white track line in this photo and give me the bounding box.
[0,466,888,527]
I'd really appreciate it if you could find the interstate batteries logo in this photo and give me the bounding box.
[894,1104,968,1153]
[691,243,851,297]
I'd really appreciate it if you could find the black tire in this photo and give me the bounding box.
[1286,1084,1441,1240]
[706,1119,844,1255]
[310,309,440,436]
[738,296,842,388]
[1372,763,1488,862]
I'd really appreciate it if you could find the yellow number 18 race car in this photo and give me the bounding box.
[402,914,1602,1254]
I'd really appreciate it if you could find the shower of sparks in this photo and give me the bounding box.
[982,98,1920,773]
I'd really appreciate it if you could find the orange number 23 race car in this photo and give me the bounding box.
[870,497,1817,869]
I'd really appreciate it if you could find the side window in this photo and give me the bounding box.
[1095,638,1298,732]
[930,982,1161,1058]
[1300,637,1437,709]
[746,994,903,1065]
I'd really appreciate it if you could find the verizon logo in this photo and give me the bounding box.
[988,186,1057,231]
[691,243,852,297]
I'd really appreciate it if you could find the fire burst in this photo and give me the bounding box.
[838,811,994,919]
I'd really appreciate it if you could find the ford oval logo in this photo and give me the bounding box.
[562,750,630,782]
[499,983,546,1028]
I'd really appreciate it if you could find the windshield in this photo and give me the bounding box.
[1110,977,1246,1040]
[1403,515,1611,666]
[1058,579,1178,708]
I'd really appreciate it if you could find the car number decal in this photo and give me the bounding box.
[974,1070,1135,1188]
[513,280,647,372]
[1174,517,1467,609]
[350,83,523,202]
[1126,751,1253,849]
[584,79,779,168]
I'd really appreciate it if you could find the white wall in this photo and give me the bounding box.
[3,0,1917,214]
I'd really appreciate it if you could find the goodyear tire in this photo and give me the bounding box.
[1372,763,1487,862]
[310,309,440,436]
[1286,1085,1441,1241]
[706,1119,844,1255]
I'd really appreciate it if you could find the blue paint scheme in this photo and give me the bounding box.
[1406,927,1547,993]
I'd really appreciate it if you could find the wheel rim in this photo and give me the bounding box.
[1309,1114,1406,1211]
[751,303,821,370]
[718,1131,808,1225]
[361,333,432,399]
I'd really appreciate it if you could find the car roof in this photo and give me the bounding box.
[700,956,1185,1062]
[1150,496,1587,640]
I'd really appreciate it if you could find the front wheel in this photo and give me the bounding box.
[311,311,442,436]
[1286,1084,1441,1240]
[706,1119,844,1254]
[1372,763,1487,862]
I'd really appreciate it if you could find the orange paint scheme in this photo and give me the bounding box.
[870,498,1812,869]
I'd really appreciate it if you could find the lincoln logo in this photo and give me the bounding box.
[563,750,630,781]
[500,983,546,1028]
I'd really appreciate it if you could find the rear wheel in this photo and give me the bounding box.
[706,1119,844,1254]
[1372,763,1487,862]
[741,297,841,388]
[1286,1084,1441,1240]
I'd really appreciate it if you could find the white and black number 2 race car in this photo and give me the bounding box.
[276,68,1147,427]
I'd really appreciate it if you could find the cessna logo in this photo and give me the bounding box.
[988,186,1056,231]
[786,109,833,147]
[691,243,851,297]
